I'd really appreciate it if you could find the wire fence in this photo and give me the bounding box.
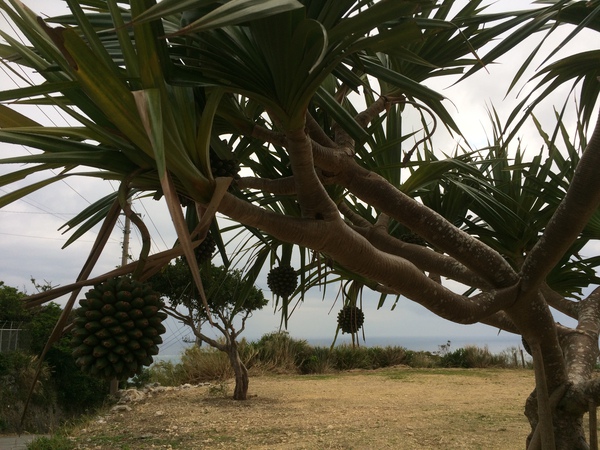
[0,321,27,353]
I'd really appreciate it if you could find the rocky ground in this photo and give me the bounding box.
[67,367,535,449]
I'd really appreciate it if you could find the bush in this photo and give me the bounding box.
[251,331,312,373]
[404,350,438,368]
[330,344,373,371]
[125,367,153,389]
[299,346,332,374]
[439,345,509,368]
[366,346,409,368]
[440,348,470,368]
[179,346,234,382]
[0,286,110,434]
[0,351,59,433]
[148,360,183,386]
[147,334,528,388]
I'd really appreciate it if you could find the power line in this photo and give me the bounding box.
[0,231,119,243]
[136,201,169,251]
[0,187,75,222]
[0,11,94,207]
[0,210,78,215]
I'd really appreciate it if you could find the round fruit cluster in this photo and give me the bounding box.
[210,151,241,179]
[194,233,216,265]
[267,265,298,298]
[71,277,167,380]
[337,305,365,334]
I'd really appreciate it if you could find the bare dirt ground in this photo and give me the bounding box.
[68,368,535,450]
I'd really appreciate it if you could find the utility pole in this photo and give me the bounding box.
[121,210,131,268]
[110,207,131,395]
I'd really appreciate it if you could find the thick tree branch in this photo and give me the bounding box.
[237,176,297,195]
[335,159,518,288]
[333,95,405,151]
[286,126,339,220]
[345,218,493,289]
[251,124,287,147]
[218,192,519,325]
[540,283,579,319]
[306,112,336,148]
[564,288,600,385]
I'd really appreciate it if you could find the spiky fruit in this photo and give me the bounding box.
[267,265,298,298]
[210,151,241,179]
[194,233,216,264]
[71,277,167,381]
[337,306,365,334]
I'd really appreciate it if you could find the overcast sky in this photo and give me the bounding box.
[0,1,597,353]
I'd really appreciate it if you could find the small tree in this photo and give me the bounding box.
[0,282,29,323]
[150,261,268,400]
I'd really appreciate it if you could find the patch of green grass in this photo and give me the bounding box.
[293,374,338,381]
[361,367,504,381]
[82,434,184,449]
[27,435,74,450]
[409,368,500,377]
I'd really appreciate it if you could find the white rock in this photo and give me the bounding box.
[111,404,132,412]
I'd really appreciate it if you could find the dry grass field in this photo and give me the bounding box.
[67,367,536,449]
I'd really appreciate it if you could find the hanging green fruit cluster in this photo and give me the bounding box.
[337,305,365,334]
[194,233,216,265]
[71,277,167,380]
[267,265,298,298]
[210,151,241,180]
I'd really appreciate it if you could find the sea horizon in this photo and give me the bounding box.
[154,333,525,364]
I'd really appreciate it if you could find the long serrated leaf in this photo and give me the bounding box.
[172,0,304,35]
[314,86,371,144]
[0,104,40,127]
[0,175,69,208]
[38,20,153,154]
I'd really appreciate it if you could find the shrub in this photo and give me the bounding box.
[366,346,409,368]
[404,350,438,368]
[148,360,183,386]
[251,331,312,373]
[299,346,332,374]
[330,344,373,371]
[0,351,59,433]
[149,334,527,387]
[179,346,234,382]
[126,367,153,389]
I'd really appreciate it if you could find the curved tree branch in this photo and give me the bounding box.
[334,158,519,288]
[540,283,579,319]
[237,176,297,195]
[218,192,519,325]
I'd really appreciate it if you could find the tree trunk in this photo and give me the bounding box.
[525,391,589,450]
[227,344,249,400]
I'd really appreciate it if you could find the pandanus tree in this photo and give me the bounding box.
[1,0,600,447]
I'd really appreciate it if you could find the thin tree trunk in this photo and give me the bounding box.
[227,344,249,400]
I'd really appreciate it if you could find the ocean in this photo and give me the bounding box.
[154,334,524,364]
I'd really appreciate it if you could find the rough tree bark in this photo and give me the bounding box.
[226,340,249,401]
